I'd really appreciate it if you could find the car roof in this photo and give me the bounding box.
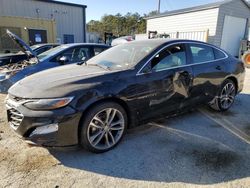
[31,43,60,48]
[129,39,225,51]
[129,39,211,45]
[61,43,110,48]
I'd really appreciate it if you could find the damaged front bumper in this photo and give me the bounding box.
[5,96,82,147]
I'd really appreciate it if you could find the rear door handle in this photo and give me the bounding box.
[216,65,222,70]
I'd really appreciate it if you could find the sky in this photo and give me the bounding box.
[60,0,221,22]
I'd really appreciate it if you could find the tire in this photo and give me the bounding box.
[209,79,236,112]
[79,102,127,153]
[242,52,250,69]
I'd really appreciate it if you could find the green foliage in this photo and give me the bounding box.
[87,11,157,39]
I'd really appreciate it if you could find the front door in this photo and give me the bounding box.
[50,46,91,65]
[136,43,193,121]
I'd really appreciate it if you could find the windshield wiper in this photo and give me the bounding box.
[88,63,111,71]
[77,60,111,71]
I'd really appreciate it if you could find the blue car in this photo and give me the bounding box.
[0,32,109,93]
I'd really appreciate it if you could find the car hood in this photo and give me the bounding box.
[6,29,35,57]
[9,64,111,98]
[0,53,17,58]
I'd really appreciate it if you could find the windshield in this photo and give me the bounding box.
[87,42,160,70]
[37,45,68,61]
[30,45,41,50]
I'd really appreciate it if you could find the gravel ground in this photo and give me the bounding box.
[0,70,250,188]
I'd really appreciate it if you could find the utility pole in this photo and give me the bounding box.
[158,0,161,13]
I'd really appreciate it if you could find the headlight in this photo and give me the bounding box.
[23,97,74,110]
[0,73,8,81]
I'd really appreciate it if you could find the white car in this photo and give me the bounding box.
[111,36,134,46]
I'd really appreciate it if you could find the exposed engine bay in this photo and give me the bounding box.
[0,57,38,78]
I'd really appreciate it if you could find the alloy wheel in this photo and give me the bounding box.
[87,108,125,150]
[219,82,235,109]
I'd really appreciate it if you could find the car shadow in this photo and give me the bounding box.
[49,98,250,185]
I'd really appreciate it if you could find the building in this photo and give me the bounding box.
[0,16,57,52]
[146,0,250,56]
[0,0,87,45]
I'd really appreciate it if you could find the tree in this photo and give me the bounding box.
[145,10,158,17]
[87,11,154,39]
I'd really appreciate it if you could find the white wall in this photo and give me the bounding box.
[221,16,247,56]
[86,32,101,43]
[135,34,148,40]
[147,8,219,40]
[215,0,250,47]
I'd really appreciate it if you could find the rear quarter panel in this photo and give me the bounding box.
[224,56,245,93]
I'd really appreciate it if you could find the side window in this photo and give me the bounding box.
[94,47,106,56]
[151,44,187,71]
[190,44,215,63]
[213,48,226,59]
[52,47,90,63]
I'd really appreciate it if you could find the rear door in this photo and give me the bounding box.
[186,43,228,105]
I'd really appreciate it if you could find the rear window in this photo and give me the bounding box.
[213,48,226,59]
[190,44,215,63]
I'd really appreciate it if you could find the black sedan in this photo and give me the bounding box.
[6,39,245,153]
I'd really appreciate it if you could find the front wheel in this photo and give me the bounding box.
[79,102,127,153]
[209,79,236,111]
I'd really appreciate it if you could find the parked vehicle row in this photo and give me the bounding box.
[0,30,109,93]
[0,30,59,67]
[4,38,245,153]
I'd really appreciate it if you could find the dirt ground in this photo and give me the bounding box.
[1,70,250,188]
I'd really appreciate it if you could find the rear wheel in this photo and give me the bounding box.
[79,102,127,153]
[209,79,236,111]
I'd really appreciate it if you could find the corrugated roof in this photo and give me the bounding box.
[35,0,87,8]
[146,0,249,20]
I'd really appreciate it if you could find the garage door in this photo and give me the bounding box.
[221,15,247,57]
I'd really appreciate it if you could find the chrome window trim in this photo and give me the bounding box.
[136,41,228,76]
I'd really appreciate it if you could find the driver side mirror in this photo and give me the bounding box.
[77,57,87,65]
[58,56,69,65]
